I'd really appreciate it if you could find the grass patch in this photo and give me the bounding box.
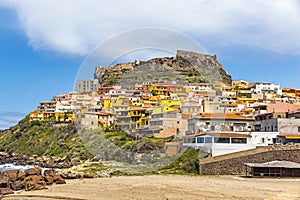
[158,148,208,175]
[0,116,92,161]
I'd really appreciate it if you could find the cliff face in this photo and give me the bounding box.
[94,50,232,87]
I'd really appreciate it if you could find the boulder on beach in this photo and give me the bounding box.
[4,169,25,182]
[25,167,42,176]
[44,175,54,185]
[24,175,46,191]
[0,188,14,195]
[0,174,10,188]
[44,169,66,184]
[0,167,66,195]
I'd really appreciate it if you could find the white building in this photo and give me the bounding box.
[183,132,256,156]
[109,89,135,97]
[250,82,282,95]
[250,132,279,146]
[186,113,254,134]
[183,83,214,93]
[183,131,279,156]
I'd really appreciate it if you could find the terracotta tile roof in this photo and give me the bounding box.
[87,111,113,115]
[207,132,251,138]
[266,102,300,113]
[220,103,237,107]
[185,132,251,138]
[197,113,251,120]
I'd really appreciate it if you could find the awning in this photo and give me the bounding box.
[285,135,300,139]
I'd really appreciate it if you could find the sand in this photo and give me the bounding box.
[4,175,300,200]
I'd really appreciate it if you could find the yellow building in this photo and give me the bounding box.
[282,88,297,97]
[236,97,258,104]
[55,112,75,122]
[102,99,112,108]
[160,99,181,112]
[148,85,170,96]
[128,107,150,129]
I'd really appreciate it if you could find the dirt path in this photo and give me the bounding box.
[4,175,300,200]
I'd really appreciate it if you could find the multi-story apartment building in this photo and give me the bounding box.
[75,79,100,93]
[250,82,282,95]
[186,113,254,135]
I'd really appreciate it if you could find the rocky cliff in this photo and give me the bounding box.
[94,50,232,87]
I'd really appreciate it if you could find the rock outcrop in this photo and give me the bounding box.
[94,50,232,87]
[0,167,66,197]
[0,152,74,169]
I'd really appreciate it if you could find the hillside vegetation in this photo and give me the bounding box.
[0,116,91,162]
[0,117,208,175]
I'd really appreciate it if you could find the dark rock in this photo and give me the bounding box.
[0,174,10,188]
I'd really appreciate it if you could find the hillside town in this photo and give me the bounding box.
[29,77,300,157]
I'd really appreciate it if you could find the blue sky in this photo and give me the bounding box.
[0,0,300,129]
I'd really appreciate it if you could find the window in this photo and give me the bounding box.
[196,137,204,143]
[210,125,215,131]
[214,137,230,143]
[205,137,212,143]
[221,125,225,131]
[231,138,247,144]
[298,126,300,133]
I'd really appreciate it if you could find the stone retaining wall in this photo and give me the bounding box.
[199,145,300,175]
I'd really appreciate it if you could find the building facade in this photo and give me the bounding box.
[75,79,100,93]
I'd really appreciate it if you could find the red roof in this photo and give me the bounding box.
[266,102,300,113]
[197,113,251,120]
[186,132,251,138]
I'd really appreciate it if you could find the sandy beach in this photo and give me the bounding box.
[4,175,300,200]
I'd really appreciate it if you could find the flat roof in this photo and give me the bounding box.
[185,132,251,138]
[245,160,300,169]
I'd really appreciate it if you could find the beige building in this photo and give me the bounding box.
[75,79,100,93]
[80,111,114,130]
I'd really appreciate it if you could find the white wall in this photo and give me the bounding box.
[250,132,279,146]
[211,143,256,156]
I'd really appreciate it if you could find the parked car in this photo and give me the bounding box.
[285,142,294,146]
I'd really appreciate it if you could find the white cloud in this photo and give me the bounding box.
[1,0,300,55]
[0,112,25,130]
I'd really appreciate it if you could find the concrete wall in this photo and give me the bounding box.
[199,145,300,175]
[250,132,279,146]
[278,118,300,134]
[255,118,300,133]
[211,143,255,157]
